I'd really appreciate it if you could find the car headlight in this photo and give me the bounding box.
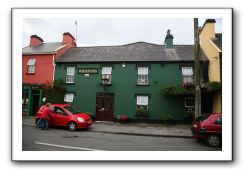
[77,117,84,123]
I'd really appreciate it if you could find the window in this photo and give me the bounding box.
[196,114,210,122]
[215,115,222,125]
[182,67,193,83]
[27,59,36,74]
[185,97,195,114]
[22,89,29,112]
[64,93,74,103]
[66,67,75,83]
[137,67,148,85]
[136,96,149,110]
[54,107,67,116]
[101,67,112,85]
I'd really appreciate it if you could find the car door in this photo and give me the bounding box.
[208,114,222,134]
[52,106,70,126]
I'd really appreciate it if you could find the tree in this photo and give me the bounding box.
[43,79,66,104]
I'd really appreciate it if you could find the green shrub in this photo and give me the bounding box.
[162,114,174,124]
[135,108,149,117]
[43,79,66,104]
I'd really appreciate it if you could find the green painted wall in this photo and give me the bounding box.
[55,62,197,121]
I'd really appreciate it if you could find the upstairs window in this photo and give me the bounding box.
[27,59,36,74]
[137,67,148,85]
[66,67,75,83]
[182,67,193,84]
[101,67,112,85]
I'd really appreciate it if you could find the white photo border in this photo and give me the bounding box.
[12,8,232,161]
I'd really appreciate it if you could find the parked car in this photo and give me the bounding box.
[191,113,222,147]
[35,104,92,131]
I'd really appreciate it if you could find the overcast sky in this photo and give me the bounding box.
[22,18,222,47]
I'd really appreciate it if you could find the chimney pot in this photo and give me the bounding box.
[164,29,174,48]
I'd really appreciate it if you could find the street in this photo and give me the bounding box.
[22,125,221,151]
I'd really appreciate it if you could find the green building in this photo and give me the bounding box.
[54,31,209,122]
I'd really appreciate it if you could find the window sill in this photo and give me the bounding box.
[26,73,35,75]
[65,83,75,85]
[99,83,112,86]
[134,114,150,118]
[136,84,150,86]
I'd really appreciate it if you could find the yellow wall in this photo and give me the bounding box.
[212,92,221,113]
[200,22,221,82]
[200,21,221,113]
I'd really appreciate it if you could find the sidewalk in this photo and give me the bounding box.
[22,116,193,138]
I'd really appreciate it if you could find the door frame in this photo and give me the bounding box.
[96,93,114,121]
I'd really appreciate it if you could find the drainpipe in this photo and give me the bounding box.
[52,51,56,86]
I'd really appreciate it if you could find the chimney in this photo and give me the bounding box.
[164,29,174,48]
[30,35,43,46]
[201,19,216,38]
[62,32,76,48]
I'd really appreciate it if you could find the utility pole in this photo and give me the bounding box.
[194,18,201,119]
[75,20,78,43]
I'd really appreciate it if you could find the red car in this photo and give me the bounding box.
[35,104,92,131]
[191,113,222,147]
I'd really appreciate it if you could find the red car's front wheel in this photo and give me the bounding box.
[68,122,77,131]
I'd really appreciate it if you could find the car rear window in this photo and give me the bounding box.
[196,114,210,122]
[215,115,222,125]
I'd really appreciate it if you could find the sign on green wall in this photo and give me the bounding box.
[78,68,99,74]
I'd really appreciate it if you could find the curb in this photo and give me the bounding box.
[22,123,193,139]
[90,130,193,138]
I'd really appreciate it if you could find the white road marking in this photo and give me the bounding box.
[34,141,105,151]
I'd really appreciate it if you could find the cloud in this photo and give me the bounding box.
[22,18,221,47]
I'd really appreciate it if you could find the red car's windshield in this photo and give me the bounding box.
[64,105,81,114]
[195,114,210,122]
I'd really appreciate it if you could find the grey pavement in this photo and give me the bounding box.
[22,116,193,138]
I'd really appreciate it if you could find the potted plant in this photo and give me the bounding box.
[117,114,129,123]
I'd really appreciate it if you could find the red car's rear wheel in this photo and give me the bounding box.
[207,135,221,147]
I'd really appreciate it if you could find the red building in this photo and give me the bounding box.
[22,32,76,116]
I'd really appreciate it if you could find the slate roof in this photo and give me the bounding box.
[56,42,208,63]
[211,33,222,51]
[22,42,67,55]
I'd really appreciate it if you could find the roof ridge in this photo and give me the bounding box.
[74,41,161,48]
[73,42,194,48]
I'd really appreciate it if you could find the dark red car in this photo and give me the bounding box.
[35,104,92,131]
[191,113,222,147]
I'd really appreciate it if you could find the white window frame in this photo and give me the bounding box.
[137,67,148,85]
[184,97,195,114]
[182,67,193,83]
[64,93,74,103]
[101,67,112,85]
[136,96,149,110]
[27,59,36,74]
[66,67,75,83]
